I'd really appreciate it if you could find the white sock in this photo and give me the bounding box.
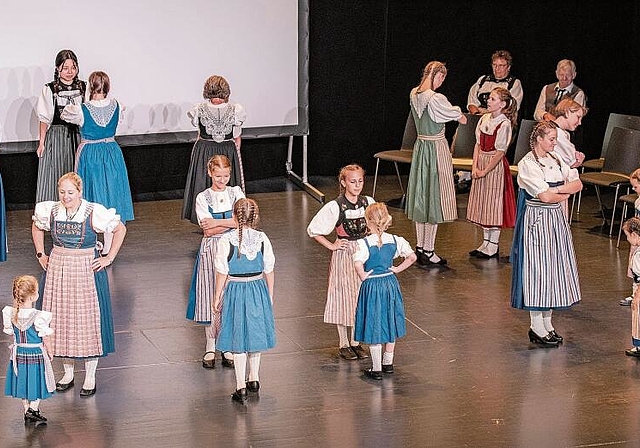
[349,326,359,346]
[370,344,382,371]
[22,399,29,412]
[102,231,114,254]
[423,223,438,252]
[204,325,216,360]
[382,351,394,366]
[529,311,547,337]
[485,228,500,256]
[247,352,261,382]
[59,359,75,384]
[477,228,489,252]
[337,325,349,347]
[29,399,40,411]
[83,358,98,390]
[542,310,554,332]
[233,353,247,390]
[223,352,234,360]
[415,222,425,248]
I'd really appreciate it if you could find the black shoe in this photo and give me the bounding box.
[80,386,96,397]
[469,249,480,257]
[363,368,383,380]
[24,408,47,423]
[475,250,499,259]
[232,388,248,402]
[528,328,559,347]
[55,379,74,392]
[202,351,216,369]
[246,381,260,393]
[382,364,394,374]
[339,346,358,360]
[625,348,640,357]
[350,345,369,359]
[421,252,447,267]
[221,355,235,368]
[548,330,563,343]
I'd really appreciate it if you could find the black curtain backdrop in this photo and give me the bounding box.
[2,0,639,206]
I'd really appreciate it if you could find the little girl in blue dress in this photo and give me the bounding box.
[353,203,416,380]
[3,275,55,423]
[214,198,276,402]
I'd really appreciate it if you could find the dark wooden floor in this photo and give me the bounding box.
[1,175,639,447]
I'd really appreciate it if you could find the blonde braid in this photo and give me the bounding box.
[11,275,38,326]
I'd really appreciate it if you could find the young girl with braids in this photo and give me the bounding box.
[3,275,55,423]
[406,61,467,267]
[187,155,244,369]
[466,87,517,259]
[35,49,86,202]
[307,164,374,360]
[510,121,582,347]
[353,203,416,379]
[213,198,276,403]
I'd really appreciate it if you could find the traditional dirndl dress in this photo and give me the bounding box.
[186,186,244,337]
[215,229,276,353]
[182,102,246,224]
[510,152,581,310]
[36,81,85,202]
[3,307,56,401]
[307,195,374,326]
[466,116,516,228]
[0,172,6,262]
[40,203,115,358]
[75,100,134,223]
[354,234,408,344]
[405,89,461,224]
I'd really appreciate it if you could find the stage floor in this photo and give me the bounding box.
[1,175,639,447]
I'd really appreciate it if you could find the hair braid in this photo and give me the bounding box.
[11,275,38,326]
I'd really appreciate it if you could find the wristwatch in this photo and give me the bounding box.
[36,252,44,258]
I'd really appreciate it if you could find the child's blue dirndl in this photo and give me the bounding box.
[354,237,407,344]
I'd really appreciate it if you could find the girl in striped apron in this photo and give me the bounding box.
[467,87,517,259]
[35,49,86,203]
[3,275,55,423]
[510,121,582,347]
[307,164,374,360]
[620,169,640,306]
[622,217,640,357]
[62,71,134,255]
[187,155,244,369]
[214,198,276,403]
[32,172,127,396]
[353,203,416,380]
[406,61,467,267]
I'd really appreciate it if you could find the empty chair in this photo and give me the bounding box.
[372,112,417,199]
[580,127,640,236]
[509,119,537,177]
[582,113,640,171]
[451,113,481,172]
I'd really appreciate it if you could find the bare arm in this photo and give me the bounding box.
[264,271,275,303]
[213,271,228,312]
[37,122,49,157]
[313,235,348,252]
[474,151,505,179]
[537,179,582,203]
[354,260,371,281]
[31,222,48,270]
[91,222,127,272]
[389,252,417,274]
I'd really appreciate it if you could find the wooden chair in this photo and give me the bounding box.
[616,193,638,248]
[580,127,640,236]
[372,113,416,199]
[451,113,481,172]
[509,119,537,177]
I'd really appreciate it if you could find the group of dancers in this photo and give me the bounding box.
[1,52,639,424]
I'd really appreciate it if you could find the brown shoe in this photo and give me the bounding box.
[338,346,357,360]
[350,345,369,359]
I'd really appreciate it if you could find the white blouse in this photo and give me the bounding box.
[194,186,245,224]
[307,196,375,238]
[353,233,413,263]
[214,228,275,275]
[410,88,462,123]
[475,113,512,152]
[517,151,579,198]
[552,126,578,167]
[2,306,53,337]
[187,102,246,138]
[36,84,84,125]
[33,199,121,233]
[61,98,124,127]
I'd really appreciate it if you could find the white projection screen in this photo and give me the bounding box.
[0,0,309,152]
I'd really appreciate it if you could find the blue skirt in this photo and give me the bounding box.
[216,278,276,353]
[354,273,406,344]
[76,141,134,222]
[4,348,53,401]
